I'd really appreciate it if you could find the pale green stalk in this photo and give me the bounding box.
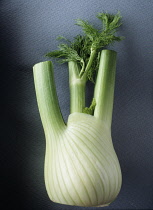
[68,61,86,113]
[68,49,97,114]
[94,50,117,128]
[33,61,65,133]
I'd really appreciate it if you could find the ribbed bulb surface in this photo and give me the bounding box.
[44,113,122,207]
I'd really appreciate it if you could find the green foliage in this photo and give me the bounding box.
[46,43,82,63]
[83,98,96,115]
[97,12,122,32]
[46,12,123,82]
[76,12,123,50]
[75,19,99,42]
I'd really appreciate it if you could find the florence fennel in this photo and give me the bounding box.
[33,12,123,207]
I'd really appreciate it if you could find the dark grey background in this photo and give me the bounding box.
[0,0,153,209]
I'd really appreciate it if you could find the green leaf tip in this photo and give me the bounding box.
[83,98,96,115]
[97,11,122,31]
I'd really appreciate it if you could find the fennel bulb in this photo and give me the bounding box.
[33,12,123,207]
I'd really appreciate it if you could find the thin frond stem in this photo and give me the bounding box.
[79,59,85,77]
[81,48,97,81]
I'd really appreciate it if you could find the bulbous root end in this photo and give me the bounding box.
[45,113,122,207]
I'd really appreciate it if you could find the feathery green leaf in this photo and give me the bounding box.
[46,11,123,82]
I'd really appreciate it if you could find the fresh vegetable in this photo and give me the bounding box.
[33,12,123,207]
